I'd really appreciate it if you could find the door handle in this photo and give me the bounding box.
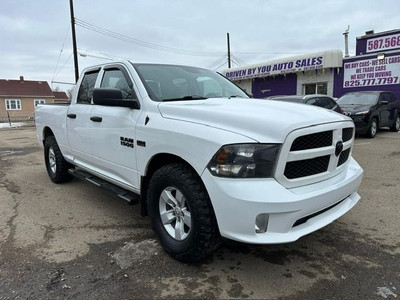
[90,116,102,122]
[67,113,77,119]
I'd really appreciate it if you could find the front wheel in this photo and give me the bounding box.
[44,136,73,183]
[390,115,400,132]
[366,118,378,138]
[147,163,221,262]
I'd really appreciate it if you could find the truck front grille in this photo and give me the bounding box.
[342,128,354,142]
[290,131,332,151]
[337,148,351,166]
[284,155,330,179]
[275,122,355,188]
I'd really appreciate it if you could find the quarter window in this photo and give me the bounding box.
[77,71,99,104]
[34,99,46,106]
[5,99,21,110]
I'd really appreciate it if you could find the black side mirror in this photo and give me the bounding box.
[93,88,140,109]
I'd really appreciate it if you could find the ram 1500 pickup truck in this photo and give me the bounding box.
[35,61,363,262]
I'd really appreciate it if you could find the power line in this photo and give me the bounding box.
[213,60,228,71]
[75,18,225,57]
[54,54,73,80]
[207,54,228,69]
[75,18,303,58]
[52,24,71,82]
[230,55,243,67]
[51,81,76,85]
[231,53,247,65]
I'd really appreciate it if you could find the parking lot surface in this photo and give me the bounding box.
[0,126,399,299]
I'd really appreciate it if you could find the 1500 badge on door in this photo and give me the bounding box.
[120,137,134,148]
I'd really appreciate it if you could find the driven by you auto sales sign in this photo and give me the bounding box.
[343,55,400,88]
[224,56,324,80]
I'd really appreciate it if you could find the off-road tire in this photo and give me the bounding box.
[147,163,221,262]
[44,136,73,183]
[366,118,378,138]
[390,114,400,132]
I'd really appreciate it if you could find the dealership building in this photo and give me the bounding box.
[223,29,400,99]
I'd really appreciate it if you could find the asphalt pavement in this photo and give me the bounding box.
[0,126,399,299]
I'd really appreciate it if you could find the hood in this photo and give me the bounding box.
[339,104,374,114]
[158,98,351,143]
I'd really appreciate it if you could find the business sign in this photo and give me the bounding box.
[223,50,343,81]
[366,33,400,53]
[343,55,400,88]
[225,56,324,80]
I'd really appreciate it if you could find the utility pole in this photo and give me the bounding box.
[69,0,79,82]
[227,33,231,68]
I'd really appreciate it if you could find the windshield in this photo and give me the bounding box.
[132,63,249,102]
[337,93,378,105]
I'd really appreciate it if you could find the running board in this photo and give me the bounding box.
[68,168,139,205]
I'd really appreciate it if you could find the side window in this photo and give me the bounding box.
[323,98,335,109]
[306,98,317,105]
[77,71,99,104]
[101,69,133,100]
[388,93,396,103]
[379,93,392,104]
[378,93,386,103]
[317,98,327,108]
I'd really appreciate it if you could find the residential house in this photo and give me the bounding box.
[0,76,69,122]
[53,91,70,104]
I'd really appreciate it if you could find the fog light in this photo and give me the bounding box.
[255,213,269,233]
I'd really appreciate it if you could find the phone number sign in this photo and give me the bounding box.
[343,56,400,88]
[366,33,400,53]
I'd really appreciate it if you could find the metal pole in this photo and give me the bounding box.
[343,25,350,58]
[69,0,79,82]
[227,33,231,68]
[7,111,11,127]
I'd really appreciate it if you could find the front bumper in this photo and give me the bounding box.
[201,157,363,244]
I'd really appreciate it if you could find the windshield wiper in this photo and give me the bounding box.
[162,95,207,102]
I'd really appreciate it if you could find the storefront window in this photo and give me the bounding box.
[304,83,327,95]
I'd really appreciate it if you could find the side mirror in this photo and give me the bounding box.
[93,88,140,109]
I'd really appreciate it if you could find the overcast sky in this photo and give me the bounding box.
[1,0,399,91]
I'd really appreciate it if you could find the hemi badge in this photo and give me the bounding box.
[137,140,146,147]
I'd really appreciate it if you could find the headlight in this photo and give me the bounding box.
[354,110,370,115]
[207,144,280,178]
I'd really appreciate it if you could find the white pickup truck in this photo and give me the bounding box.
[35,61,363,262]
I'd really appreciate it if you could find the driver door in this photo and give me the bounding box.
[88,65,142,190]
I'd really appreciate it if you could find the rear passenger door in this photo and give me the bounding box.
[66,68,99,169]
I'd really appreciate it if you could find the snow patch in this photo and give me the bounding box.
[0,122,30,129]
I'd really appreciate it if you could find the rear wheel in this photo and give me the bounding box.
[147,163,221,262]
[366,118,378,138]
[44,136,73,183]
[390,115,400,132]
